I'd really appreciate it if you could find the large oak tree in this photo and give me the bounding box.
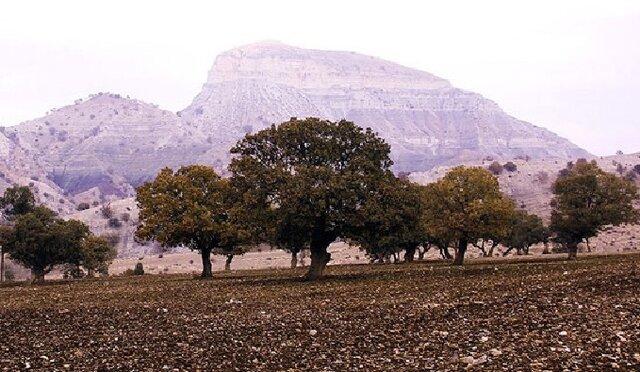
[229,118,393,280]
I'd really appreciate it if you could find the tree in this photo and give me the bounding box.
[352,177,426,263]
[229,118,393,280]
[471,195,517,257]
[136,165,247,278]
[0,225,13,282]
[550,161,638,259]
[4,206,90,282]
[487,161,503,175]
[0,186,36,217]
[504,162,518,172]
[420,166,514,265]
[81,235,117,277]
[502,210,548,256]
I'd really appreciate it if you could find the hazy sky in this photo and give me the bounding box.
[1,0,639,155]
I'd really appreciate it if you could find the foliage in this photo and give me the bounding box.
[504,161,518,172]
[352,176,426,262]
[81,235,117,276]
[0,186,36,217]
[108,217,122,228]
[420,166,515,265]
[136,165,248,277]
[487,161,503,175]
[4,206,91,282]
[550,161,638,258]
[229,117,393,279]
[77,202,91,211]
[133,262,144,275]
[502,210,548,255]
[101,205,113,219]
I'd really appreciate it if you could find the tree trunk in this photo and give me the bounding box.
[567,243,578,260]
[585,239,591,253]
[87,268,95,278]
[442,245,453,260]
[478,241,488,257]
[487,242,498,257]
[304,234,333,281]
[201,248,213,278]
[290,251,298,269]
[31,268,46,284]
[542,242,550,254]
[224,254,233,271]
[502,247,514,257]
[404,246,416,262]
[454,239,468,265]
[0,246,4,283]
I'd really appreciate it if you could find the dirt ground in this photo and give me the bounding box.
[1,252,639,371]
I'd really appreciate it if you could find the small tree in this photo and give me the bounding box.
[550,161,638,259]
[76,202,91,211]
[502,210,548,256]
[4,207,91,282]
[352,177,425,263]
[81,235,117,277]
[421,166,514,265]
[504,161,518,172]
[0,186,36,216]
[136,165,246,277]
[487,161,503,175]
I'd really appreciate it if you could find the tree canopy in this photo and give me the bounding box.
[136,165,248,277]
[502,210,548,256]
[0,185,36,218]
[420,166,515,265]
[4,206,91,282]
[229,117,394,280]
[550,160,638,258]
[353,176,426,263]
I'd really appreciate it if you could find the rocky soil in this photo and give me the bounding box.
[1,253,639,371]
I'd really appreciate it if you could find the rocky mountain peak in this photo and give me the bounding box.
[206,42,451,91]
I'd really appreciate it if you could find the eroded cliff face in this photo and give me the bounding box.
[183,41,588,171]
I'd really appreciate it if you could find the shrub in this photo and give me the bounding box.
[103,233,120,247]
[504,162,517,172]
[108,217,122,228]
[101,205,113,219]
[77,202,90,211]
[30,176,39,182]
[92,201,100,207]
[121,213,130,222]
[133,263,144,275]
[56,130,69,142]
[634,164,640,174]
[487,161,503,175]
[536,171,549,183]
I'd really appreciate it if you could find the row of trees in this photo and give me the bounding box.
[0,186,116,282]
[135,118,639,280]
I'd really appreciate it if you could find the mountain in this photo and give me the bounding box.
[182,41,589,171]
[2,41,589,202]
[3,93,213,196]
